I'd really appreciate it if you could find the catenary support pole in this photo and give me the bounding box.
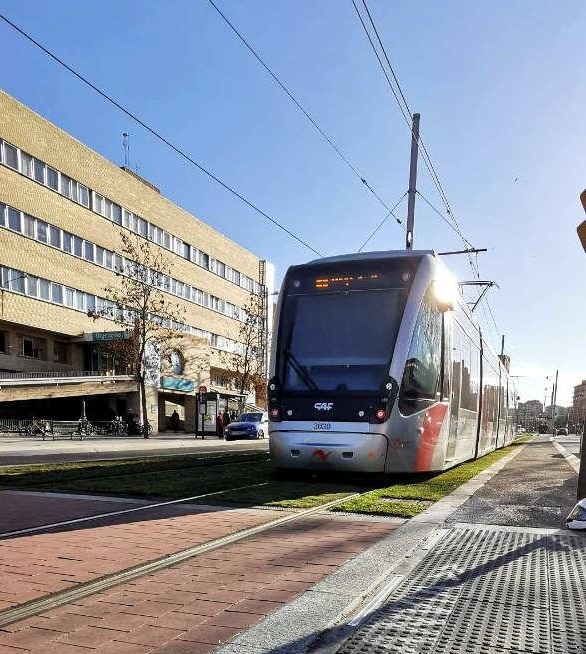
[551,369,558,434]
[578,419,586,500]
[405,113,420,250]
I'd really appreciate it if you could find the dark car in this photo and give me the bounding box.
[224,412,268,440]
[557,428,568,436]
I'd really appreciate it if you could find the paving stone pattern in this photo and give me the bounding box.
[339,526,586,654]
[0,504,284,611]
[0,515,396,653]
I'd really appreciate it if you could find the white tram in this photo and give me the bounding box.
[268,251,516,474]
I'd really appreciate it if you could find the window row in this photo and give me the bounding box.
[0,266,246,357]
[0,203,250,324]
[0,139,262,296]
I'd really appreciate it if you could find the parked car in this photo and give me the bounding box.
[224,412,268,440]
[557,428,568,436]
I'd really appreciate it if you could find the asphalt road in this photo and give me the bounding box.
[0,436,268,467]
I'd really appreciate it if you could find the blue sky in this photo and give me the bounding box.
[0,0,584,405]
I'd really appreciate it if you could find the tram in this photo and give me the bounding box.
[268,250,516,474]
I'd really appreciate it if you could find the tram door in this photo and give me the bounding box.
[446,326,461,460]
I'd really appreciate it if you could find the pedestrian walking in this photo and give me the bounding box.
[217,412,224,438]
[222,409,231,430]
[170,410,180,431]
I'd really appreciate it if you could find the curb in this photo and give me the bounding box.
[551,437,580,473]
[214,442,528,654]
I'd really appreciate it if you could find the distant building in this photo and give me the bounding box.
[517,400,543,428]
[572,379,586,427]
[0,91,274,433]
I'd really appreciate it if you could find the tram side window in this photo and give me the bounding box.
[399,291,442,415]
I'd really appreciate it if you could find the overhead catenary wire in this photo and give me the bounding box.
[204,0,406,234]
[353,0,504,346]
[358,191,407,252]
[0,12,322,257]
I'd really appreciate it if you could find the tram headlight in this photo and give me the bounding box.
[432,273,458,312]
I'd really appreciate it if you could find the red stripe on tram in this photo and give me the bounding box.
[414,403,448,471]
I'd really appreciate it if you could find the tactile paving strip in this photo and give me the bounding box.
[338,527,586,654]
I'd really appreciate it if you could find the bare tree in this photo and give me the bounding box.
[89,232,185,437]
[220,293,266,411]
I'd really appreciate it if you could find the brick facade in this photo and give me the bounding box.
[0,91,273,429]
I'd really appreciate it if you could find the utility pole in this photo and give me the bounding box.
[578,419,586,500]
[577,191,586,499]
[405,113,420,250]
[551,369,558,435]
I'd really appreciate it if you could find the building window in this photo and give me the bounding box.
[33,159,45,184]
[137,217,147,237]
[60,174,73,199]
[0,332,6,353]
[83,241,94,262]
[47,167,59,191]
[20,152,33,177]
[73,236,82,258]
[64,287,75,307]
[54,341,67,363]
[62,232,73,253]
[93,192,104,215]
[26,275,39,297]
[0,203,5,227]
[3,142,18,169]
[78,184,89,207]
[7,207,21,232]
[9,271,25,293]
[36,220,48,243]
[111,203,122,224]
[22,336,44,359]
[24,214,35,238]
[39,279,50,300]
[51,283,63,304]
[49,225,61,248]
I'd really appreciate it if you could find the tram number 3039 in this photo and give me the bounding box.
[313,422,332,431]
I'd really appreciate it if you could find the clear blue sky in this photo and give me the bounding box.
[1,0,584,404]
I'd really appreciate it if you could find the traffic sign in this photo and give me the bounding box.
[198,385,207,393]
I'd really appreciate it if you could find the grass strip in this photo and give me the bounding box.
[0,451,270,492]
[331,440,525,518]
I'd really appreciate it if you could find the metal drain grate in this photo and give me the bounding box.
[338,527,586,654]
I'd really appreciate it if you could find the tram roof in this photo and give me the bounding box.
[305,249,437,266]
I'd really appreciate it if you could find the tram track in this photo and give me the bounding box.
[0,489,365,629]
[0,481,271,539]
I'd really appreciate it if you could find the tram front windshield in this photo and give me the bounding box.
[278,261,416,394]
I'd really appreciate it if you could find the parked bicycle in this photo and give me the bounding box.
[76,416,96,437]
[108,416,128,437]
[25,418,52,439]
[128,421,152,437]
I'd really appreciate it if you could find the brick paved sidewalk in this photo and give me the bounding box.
[0,500,284,611]
[0,515,397,654]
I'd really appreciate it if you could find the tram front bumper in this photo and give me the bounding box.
[269,430,388,472]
